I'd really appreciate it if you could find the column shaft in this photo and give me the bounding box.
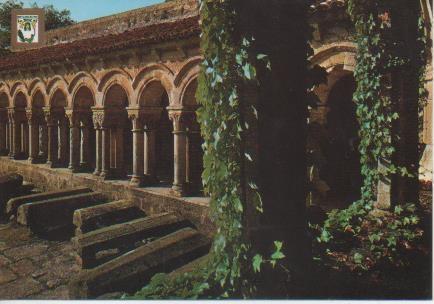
[101,127,110,179]
[130,119,144,186]
[28,121,39,163]
[94,128,102,175]
[173,130,187,194]
[68,124,80,172]
[144,128,157,184]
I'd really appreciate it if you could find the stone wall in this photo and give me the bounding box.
[45,0,199,46]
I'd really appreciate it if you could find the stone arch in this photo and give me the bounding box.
[10,83,28,102]
[28,78,47,97]
[46,76,69,96]
[0,91,9,108]
[13,90,29,108]
[103,83,130,108]
[98,69,133,92]
[68,72,98,95]
[133,64,174,91]
[72,84,96,109]
[174,56,202,87]
[49,87,68,108]
[179,74,199,107]
[138,80,170,107]
[31,89,46,108]
[311,42,357,73]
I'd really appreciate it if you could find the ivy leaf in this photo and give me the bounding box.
[354,252,363,264]
[274,241,283,251]
[252,254,263,273]
[271,251,285,260]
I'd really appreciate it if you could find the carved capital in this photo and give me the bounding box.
[92,110,105,129]
[65,110,80,127]
[168,110,196,132]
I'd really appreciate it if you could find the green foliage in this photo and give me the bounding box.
[312,0,429,272]
[0,0,75,55]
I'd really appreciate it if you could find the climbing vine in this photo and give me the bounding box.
[312,0,430,270]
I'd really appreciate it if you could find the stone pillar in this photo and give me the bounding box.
[80,122,91,170]
[26,112,39,164]
[67,113,80,172]
[100,126,110,179]
[129,115,144,187]
[44,112,57,167]
[169,111,188,196]
[92,112,103,176]
[39,124,48,160]
[5,121,9,154]
[143,127,158,185]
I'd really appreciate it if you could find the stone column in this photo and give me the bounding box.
[92,112,103,176]
[8,118,13,158]
[44,111,57,167]
[5,121,9,154]
[169,111,188,196]
[100,125,110,179]
[67,113,80,172]
[129,115,144,187]
[143,126,158,185]
[38,124,48,160]
[26,112,39,164]
[80,122,91,170]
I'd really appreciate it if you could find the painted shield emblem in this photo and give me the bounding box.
[17,15,39,43]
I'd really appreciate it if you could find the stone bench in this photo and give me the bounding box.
[73,199,145,235]
[72,213,191,268]
[6,187,92,217]
[69,227,211,299]
[17,192,107,236]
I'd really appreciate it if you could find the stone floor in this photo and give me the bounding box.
[0,219,80,299]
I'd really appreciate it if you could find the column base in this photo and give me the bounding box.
[93,170,101,176]
[68,165,80,173]
[170,184,188,197]
[129,175,145,187]
[27,157,38,164]
[100,170,111,180]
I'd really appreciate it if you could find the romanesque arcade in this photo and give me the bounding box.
[0,57,204,197]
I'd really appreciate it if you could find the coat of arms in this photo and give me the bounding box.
[17,15,39,43]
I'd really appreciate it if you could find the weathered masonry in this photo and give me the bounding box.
[0,0,432,216]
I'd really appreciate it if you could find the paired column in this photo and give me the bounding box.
[80,121,91,170]
[100,125,110,179]
[129,115,144,186]
[0,111,7,155]
[67,113,80,172]
[169,110,188,196]
[26,111,39,164]
[44,111,57,167]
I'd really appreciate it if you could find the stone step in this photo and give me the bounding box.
[6,187,92,217]
[168,254,210,279]
[69,227,211,299]
[0,174,23,209]
[73,200,146,236]
[17,192,107,235]
[72,213,192,269]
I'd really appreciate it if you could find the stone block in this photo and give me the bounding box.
[73,199,145,235]
[72,213,191,269]
[69,227,210,299]
[6,187,92,217]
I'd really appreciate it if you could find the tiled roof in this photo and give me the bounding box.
[0,16,200,71]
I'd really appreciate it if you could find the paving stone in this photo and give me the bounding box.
[3,243,49,261]
[31,269,47,279]
[0,267,17,284]
[0,254,11,266]
[33,285,70,300]
[0,277,43,299]
[10,258,36,276]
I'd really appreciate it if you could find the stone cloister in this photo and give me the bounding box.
[0,40,204,198]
